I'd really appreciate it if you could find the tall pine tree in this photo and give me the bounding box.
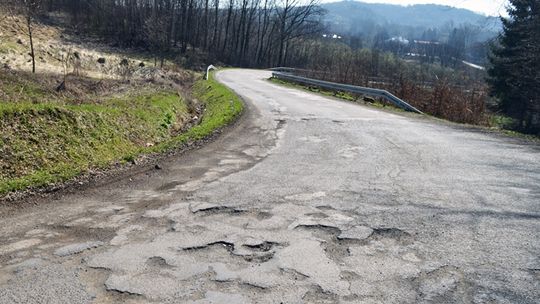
[488,0,540,135]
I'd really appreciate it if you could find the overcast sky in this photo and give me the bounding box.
[326,0,510,16]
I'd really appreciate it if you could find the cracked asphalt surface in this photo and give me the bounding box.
[1,69,539,303]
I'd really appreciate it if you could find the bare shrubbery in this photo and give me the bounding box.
[381,78,488,125]
[352,75,487,125]
[116,58,135,82]
[293,43,489,125]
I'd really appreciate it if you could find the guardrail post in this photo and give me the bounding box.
[205,65,216,80]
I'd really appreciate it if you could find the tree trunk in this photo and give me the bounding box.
[203,0,209,49]
[170,2,177,48]
[278,36,285,66]
[27,15,36,74]
[222,0,234,54]
[212,0,220,49]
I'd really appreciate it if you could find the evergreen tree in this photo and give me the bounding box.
[488,0,540,134]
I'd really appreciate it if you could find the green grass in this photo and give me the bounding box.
[0,72,243,196]
[148,72,243,151]
[488,114,515,130]
[489,117,540,141]
[0,41,21,54]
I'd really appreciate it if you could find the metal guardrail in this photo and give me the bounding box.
[270,67,311,73]
[271,71,424,114]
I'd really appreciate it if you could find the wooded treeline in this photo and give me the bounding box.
[34,0,323,67]
[286,40,488,124]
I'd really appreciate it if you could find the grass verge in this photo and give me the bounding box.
[156,71,244,150]
[269,77,404,112]
[0,72,243,196]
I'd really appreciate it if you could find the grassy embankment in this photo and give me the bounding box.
[0,72,242,196]
[269,77,402,111]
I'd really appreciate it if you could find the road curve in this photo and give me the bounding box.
[1,69,539,303]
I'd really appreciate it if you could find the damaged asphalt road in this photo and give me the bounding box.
[1,69,539,303]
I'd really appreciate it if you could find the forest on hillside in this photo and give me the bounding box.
[14,0,325,68]
[4,0,494,69]
[322,1,502,65]
[1,0,539,134]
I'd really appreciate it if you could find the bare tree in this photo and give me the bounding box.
[28,0,326,68]
[22,0,41,73]
[211,0,220,49]
[144,13,170,67]
[6,0,42,73]
[275,0,323,66]
[55,47,72,91]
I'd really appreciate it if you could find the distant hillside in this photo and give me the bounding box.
[322,1,501,42]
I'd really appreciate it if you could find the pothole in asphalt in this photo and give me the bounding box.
[294,225,350,261]
[322,241,351,262]
[256,211,273,220]
[242,241,278,252]
[294,224,341,237]
[189,202,246,216]
[155,181,181,191]
[337,226,374,244]
[370,227,414,244]
[279,268,310,281]
[412,265,467,301]
[212,279,272,295]
[47,225,116,243]
[305,212,330,219]
[242,252,275,263]
[316,205,337,211]
[54,241,104,257]
[239,281,272,292]
[183,241,235,253]
[105,286,144,299]
[340,270,361,281]
[274,119,287,128]
[302,285,339,304]
[337,226,415,246]
[146,256,173,269]
[182,239,283,264]
[199,206,246,216]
